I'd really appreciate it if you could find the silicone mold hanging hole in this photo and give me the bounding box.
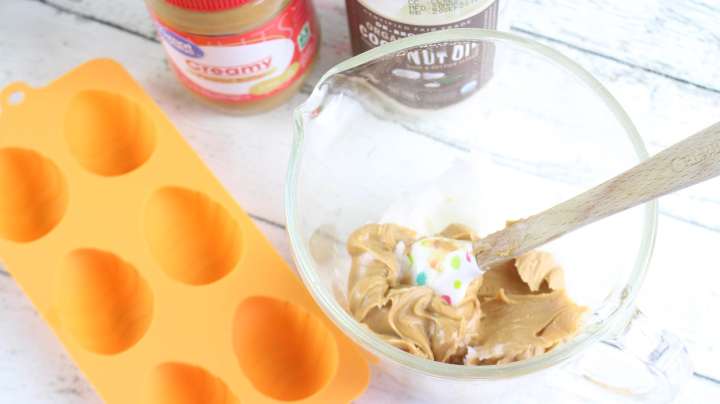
[65,90,156,176]
[233,297,339,401]
[7,90,25,105]
[144,187,242,285]
[54,249,153,355]
[143,363,240,404]
[0,148,68,242]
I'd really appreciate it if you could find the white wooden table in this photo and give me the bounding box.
[1,0,719,402]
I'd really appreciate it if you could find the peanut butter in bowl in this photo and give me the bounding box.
[347,223,586,365]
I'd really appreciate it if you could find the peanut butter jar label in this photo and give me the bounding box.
[153,0,318,103]
[346,0,498,108]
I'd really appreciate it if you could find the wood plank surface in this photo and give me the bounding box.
[0,0,718,402]
[511,0,720,92]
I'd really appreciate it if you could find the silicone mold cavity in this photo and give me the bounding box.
[144,187,242,285]
[55,249,153,355]
[233,296,338,401]
[144,363,240,404]
[0,60,370,404]
[0,148,68,242]
[65,90,156,176]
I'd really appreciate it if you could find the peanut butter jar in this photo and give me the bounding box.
[146,0,319,114]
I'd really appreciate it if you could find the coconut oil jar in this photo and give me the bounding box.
[345,0,499,108]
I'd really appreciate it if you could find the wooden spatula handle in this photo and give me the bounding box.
[476,121,720,265]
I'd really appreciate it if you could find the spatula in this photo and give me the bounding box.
[474,121,720,267]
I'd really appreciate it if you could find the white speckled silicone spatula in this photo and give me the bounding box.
[475,121,720,267]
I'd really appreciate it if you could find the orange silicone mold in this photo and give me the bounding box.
[0,59,369,404]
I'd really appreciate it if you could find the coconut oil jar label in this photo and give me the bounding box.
[345,0,499,108]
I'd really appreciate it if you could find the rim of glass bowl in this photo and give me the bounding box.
[286,28,658,379]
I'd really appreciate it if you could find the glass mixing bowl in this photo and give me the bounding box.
[286,29,690,403]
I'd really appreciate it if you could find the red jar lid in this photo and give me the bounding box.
[164,0,252,12]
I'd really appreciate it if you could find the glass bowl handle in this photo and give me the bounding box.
[561,309,692,403]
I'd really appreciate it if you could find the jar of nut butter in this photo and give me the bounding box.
[146,0,319,114]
